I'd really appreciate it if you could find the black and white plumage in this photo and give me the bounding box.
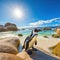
[22,34,38,51]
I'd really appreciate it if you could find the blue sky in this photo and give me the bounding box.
[0,0,60,27]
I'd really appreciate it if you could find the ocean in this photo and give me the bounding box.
[0,28,56,37]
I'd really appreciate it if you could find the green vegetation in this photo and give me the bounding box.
[49,45,56,50]
[18,34,23,36]
[43,36,48,38]
[52,34,60,38]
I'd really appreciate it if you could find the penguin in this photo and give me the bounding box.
[22,34,38,51]
[22,28,40,51]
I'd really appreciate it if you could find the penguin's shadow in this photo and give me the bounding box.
[26,48,58,60]
[26,48,38,55]
[18,45,58,60]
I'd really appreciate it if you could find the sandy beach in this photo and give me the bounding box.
[19,35,60,60]
[0,34,60,60]
[20,35,60,51]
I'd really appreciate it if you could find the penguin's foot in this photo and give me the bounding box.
[32,47,38,51]
[27,50,33,55]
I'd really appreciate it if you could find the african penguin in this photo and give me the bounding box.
[22,34,38,51]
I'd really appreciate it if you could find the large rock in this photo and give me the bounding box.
[0,25,7,32]
[5,23,16,27]
[17,51,32,60]
[43,27,51,30]
[52,42,60,57]
[0,36,20,54]
[2,37,20,47]
[56,28,60,36]
[0,42,18,54]
[0,36,20,47]
[5,22,18,31]
[0,22,18,32]
[0,53,23,60]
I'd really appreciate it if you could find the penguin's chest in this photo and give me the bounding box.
[28,36,37,48]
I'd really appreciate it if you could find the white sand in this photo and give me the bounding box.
[20,35,60,59]
[19,35,60,52]
[0,34,60,52]
[20,35,60,50]
[0,34,60,59]
[37,35,60,53]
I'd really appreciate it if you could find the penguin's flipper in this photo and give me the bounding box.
[25,41,29,50]
[35,40,37,45]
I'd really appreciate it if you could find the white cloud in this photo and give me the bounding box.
[55,24,58,26]
[18,18,60,29]
[54,24,60,26]
[29,18,60,26]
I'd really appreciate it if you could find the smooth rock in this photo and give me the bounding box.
[17,51,32,60]
[0,25,7,32]
[0,42,18,54]
[0,36,20,54]
[5,22,18,31]
[52,42,60,57]
[43,27,51,30]
[0,36,20,47]
[0,53,23,60]
[56,28,60,36]
[0,22,18,32]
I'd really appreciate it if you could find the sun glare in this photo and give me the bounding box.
[13,8,24,19]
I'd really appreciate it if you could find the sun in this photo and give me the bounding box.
[13,8,24,19]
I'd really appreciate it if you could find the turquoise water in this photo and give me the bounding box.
[0,29,56,36]
[38,30,56,36]
[15,29,56,36]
